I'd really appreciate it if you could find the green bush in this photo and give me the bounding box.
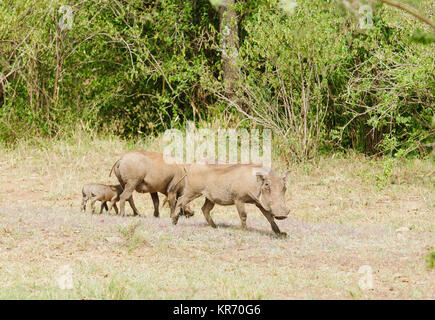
[0,0,433,159]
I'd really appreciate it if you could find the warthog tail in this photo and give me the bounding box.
[168,173,187,193]
[168,165,188,193]
[109,159,120,177]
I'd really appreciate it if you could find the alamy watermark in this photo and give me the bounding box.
[359,4,373,29]
[342,0,374,29]
[55,264,74,290]
[358,265,374,290]
[279,0,299,16]
[163,122,272,167]
[59,5,73,31]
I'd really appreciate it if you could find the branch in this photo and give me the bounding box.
[376,0,435,29]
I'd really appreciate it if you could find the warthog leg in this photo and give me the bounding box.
[201,198,216,228]
[81,198,87,212]
[99,201,108,214]
[90,197,98,214]
[107,195,118,215]
[119,181,139,216]
[235,200,247,229]
[172,192,201,225]
[112,202,119,214]
[127,195,140,216]
[255,204,287,236]
[167,191,194,218]
[151,192,159,217]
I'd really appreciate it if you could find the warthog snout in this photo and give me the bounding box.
[273,208,290,220]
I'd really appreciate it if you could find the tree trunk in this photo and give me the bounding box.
[218,0,243,110]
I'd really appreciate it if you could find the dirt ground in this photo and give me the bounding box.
[0,135,433,299]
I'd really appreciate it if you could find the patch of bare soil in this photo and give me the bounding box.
[1,204,433,299]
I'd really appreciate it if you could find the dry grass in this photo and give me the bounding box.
[0,130,434,299]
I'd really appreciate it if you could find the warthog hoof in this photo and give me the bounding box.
[274,215,287,220]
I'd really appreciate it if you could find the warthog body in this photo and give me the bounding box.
[81,184,124,214]
[110,151,194,217]
[172,163,290,235]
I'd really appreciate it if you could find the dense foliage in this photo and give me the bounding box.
[0,0,433,159]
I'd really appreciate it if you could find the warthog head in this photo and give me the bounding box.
[256,170,290,220]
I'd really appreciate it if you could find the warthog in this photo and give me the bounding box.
[81,184,124,214]
[110,151,194,217]
[171,163,290,235]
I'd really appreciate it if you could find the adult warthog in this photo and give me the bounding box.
[171,163,290,236]
[110,151,194,217]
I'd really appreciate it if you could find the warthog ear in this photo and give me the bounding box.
[255,173,271,211]
[256,173,266,184]
[256,173,271,190]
